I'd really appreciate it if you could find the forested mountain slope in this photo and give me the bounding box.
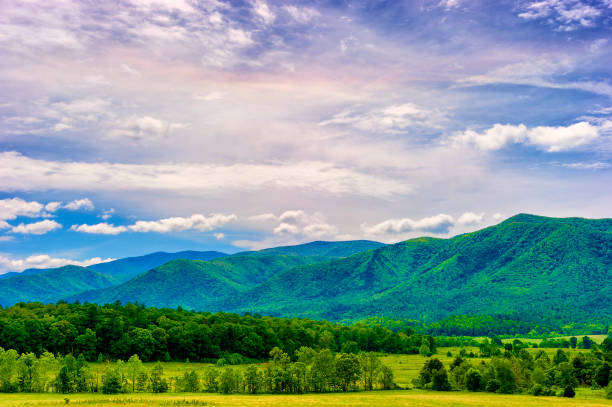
[69,240,385,308]
[0,266,116,306]
[220,214,612,323]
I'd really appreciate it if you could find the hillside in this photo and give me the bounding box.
[0,265,116,306]
[87,250,228,283]
[219,214,612,323]
[69,240,385,308]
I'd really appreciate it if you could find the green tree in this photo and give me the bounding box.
[377,364,394,390]
[335,353,361,392]
[126,354,143,392]
[150,362,168,393]
[16,353,38,392]
[243,365,260,394]
[359,352,381,390]
[136,371,149,392]
[465,368,483,391]
[181,370,200,392]
[101,365,122,394]
[431,367,452,391]
[601,338,612,352]
[595,362,611,388]
[569,337,577,349]
[219,367,238,394]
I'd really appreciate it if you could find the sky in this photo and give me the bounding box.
[0,0,611,273]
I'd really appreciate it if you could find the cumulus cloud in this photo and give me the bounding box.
[319,103,445,133]
[457,212,484,226]
[518,0,603,31]
[108,116,190,140]
[0,254,114,273]
[0,198,44,220]
[70,223,128,235]
[45,202,62,212]
[70,214,237,235]
[10,219,62,235]
[283,6,320,23]
[252,1,275,25]
[129,213,237,233]
[251,209,339,238]
[453,122,600,152]
[0,221,10,229]
[362,214,455,236]
[64,198,94,211]
[0,152,411,198]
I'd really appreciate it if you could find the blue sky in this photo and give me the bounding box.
[0,0,611,272]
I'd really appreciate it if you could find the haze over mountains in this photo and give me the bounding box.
[2,215,610,326]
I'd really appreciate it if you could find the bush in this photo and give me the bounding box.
[605,383,612,400]
[486,379,500,393]
[465,368,483,392]
[563,386,575,398]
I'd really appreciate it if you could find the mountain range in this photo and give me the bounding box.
[2,214,610,325]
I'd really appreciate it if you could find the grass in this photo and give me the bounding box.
[0,390,610,407]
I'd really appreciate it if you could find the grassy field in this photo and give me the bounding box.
[0,390,610,407]
[76,347,594,390]
[2,346,608,406]
[500,335,608,345]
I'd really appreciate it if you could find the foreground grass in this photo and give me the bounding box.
[0,390,610,407]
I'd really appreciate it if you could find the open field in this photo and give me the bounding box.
[0,390,610,407]
[500,335,608,345]
[73,347,596,390]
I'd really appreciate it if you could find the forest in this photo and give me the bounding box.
[0,302,435,362]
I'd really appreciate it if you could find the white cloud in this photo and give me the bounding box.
[70,223,128,235]
[561,162,610,170]
[518,0,603,30]
[527,122,599,152]
[492,213,504,221]
[108,116,190,140]
[100,208,115,220]
[0,221,10,229]
[193,92,224,101]
[44,202,62,212]
[0,254,114,273]
[0,152,411,198]
[128,213,237,233]
[319,103,445,133]
[283,6,320,23]
[362,214,455,236]
[457,212,484,226]
[252,1,275,25]
[70,214,237,235]
[121,63,142,77]
[438,0,460,10]
[64,198,94,211]
[0,198,44,220]
[214,232,225,240]
[457,58,612,97]
[10,219,62,235]
[453,121,600,152]
[453,124,527,151]
[251,209,339,239]
[302,223,338,238]
[273,222,300,235]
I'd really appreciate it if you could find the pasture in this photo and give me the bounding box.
[0,390,610,407]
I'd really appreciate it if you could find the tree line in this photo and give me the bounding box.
[0,346,395,394]
[415,343,612,399]
[0,302,435,362]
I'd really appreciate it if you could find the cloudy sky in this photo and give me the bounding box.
[1,0,611,272]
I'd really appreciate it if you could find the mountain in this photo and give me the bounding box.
[219,214,612,323]
[0,250,228,306]
[0,265,116,306]
[87,250,227,283]
[69,240,385,308]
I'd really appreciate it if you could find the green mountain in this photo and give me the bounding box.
[70,240,385,308]
[220,214,612,323]
[87,250,227,283]
[0,250,227,306]
[0,265,116,306]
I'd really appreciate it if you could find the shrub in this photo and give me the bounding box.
[563,386,575,398]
